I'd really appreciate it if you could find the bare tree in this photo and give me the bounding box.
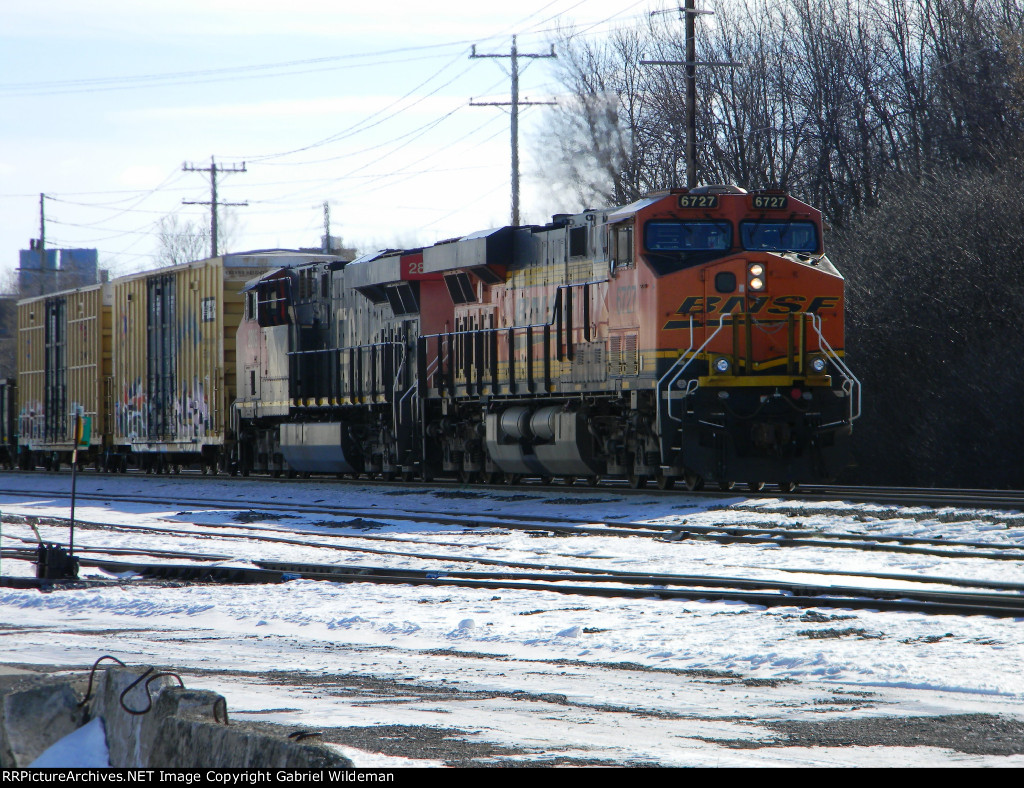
[538,0,1024,220]
[155,209,241,266]
[537,25,656,207]
[155,214,210,266]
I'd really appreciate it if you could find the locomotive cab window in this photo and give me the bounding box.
[645,220,732,252]
[740,220,818,253]
[642,220,733,274]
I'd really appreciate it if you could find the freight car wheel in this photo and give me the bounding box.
[718,481,735,491]
[627,473,648,489]
[503,473,520,486]
[777,481,797,493]
[747,481,765,492]
[483,471,503,485]
[655,473,675,490]
[586,475,600,487]
[683,472,704,491]
[459,470,478,484]
[400,469,415,483]
[561,476,576,486]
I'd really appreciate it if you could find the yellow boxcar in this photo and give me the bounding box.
[111,253,284,472]
[16,282,113,469]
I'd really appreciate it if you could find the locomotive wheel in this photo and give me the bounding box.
[718,481,735,491]
[539,476,554,486]
[683,472,704,491]
[272,469,282,478]
[655,473,675,490]
[778,481,797,493]
[747,481,765,492]
[503,473,520,486]
[627,473,648,489]
[562,476,576,486]
[459,469,478,484]
[400,469,415,483]
[287,469,298,479]
[381,471,396,482]
[586,475,600,487]
[483,471,503,485]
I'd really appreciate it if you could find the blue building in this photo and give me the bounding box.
[18,245,98,297]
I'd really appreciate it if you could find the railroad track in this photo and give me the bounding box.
[5,543,1024,618]
[3,486,1023,564]
[4,477,1024,620]
[2,472,1024,511]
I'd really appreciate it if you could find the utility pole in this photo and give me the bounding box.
[39,193,47,296]
[323,201,331,254]
[470,36,556,226]
[39,193,45,262]
[33,193,52,296]
[182,157,248,258]
[642,0,742,189]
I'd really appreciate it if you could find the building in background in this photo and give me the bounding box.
[18,245,100,298]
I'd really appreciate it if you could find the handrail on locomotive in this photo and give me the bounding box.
[655,310,861,468]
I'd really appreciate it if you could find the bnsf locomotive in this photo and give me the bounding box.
[232,185,859,490]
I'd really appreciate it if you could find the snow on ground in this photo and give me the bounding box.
[2,474,1023,766]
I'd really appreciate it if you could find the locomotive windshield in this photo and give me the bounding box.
[644,220,732,252]
[740,220,818,253]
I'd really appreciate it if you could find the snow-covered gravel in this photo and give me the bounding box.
[3,474,1023,767]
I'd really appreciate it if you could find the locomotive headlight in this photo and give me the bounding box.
[749,276,765,291]
[748,263,764,277]
[713,356,732,374]
[808,355,827,374]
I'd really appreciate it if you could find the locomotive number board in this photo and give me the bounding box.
[678,194,719,209]
[752,195,789,210]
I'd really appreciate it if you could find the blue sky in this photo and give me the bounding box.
[0,1,660,281]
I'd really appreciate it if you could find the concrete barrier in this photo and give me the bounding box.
[1,669,86,766]
[1,665,353,768]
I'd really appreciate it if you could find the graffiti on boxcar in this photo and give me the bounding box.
[116,379,146,441]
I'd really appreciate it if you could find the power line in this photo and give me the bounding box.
[232,54,476,163]
[0,43,482,98]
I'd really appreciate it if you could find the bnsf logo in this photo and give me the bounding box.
[663,295,839,329]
